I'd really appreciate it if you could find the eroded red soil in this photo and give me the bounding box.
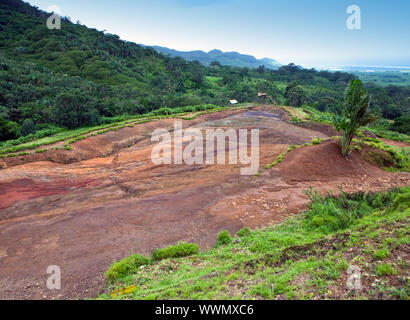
[0,106,408,300]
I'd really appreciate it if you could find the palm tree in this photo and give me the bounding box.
[333,79,378,157]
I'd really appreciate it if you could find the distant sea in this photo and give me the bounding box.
[322,65,410,72]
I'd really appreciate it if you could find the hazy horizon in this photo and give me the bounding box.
[27,0,410,69]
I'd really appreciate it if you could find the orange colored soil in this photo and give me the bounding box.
[0,105,408,300]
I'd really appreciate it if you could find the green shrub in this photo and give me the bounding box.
[392,192,410,211]
[362,137,381,143]
[361,139,409,171]
[217,230,233,246]
[311,137,321,145]
[376,263,397,276]
[336,260,349,272]
[20,118,36,137]
[105,254,150,283]
[289,144,297,151]
[303,188,407,233]
[237,227,251,237]
[151,242,199,261]
[374,248,390,260]
[290,116,301,122]
[390,115,410,135]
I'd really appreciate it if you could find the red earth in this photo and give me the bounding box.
[0,106,408,300]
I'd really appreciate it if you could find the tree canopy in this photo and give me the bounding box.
[0,0,408,141]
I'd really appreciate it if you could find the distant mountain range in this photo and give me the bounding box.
[144,46,282,70]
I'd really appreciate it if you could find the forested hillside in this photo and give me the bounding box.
[0,0,408,142]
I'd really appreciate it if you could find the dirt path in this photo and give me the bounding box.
[281,106,309,121]
[380,138,410,148]
[0,106,408,300]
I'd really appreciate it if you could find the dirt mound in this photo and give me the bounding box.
[276,140,383,182]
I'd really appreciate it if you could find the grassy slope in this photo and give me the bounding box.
[99,188,410,300]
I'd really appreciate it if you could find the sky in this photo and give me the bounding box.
[27,0,410,68]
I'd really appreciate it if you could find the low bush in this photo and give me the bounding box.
[217,231,233,246]
[360,139,409,171]
[311,137,322,145]
[303,188,406,233]
[237,227,251,237]
[376,263,397,276]
[151,242,199,261]
[374,248,390,260]
[392,192,410,211]
[105,254,150,283]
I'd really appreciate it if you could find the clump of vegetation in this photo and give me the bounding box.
[237,227,251,237]
[363,120,410,143]
[20,119,36,137]
[374,248,390,260]
[392,192,410,211]
[333,80,378,157]
[376,264,397,276]
[311,137,322,145]
[303,187,405,233]
[390,115,410,135]
[217,231,233,246]
[290,116,303,123]
[284,82,305,108]
[151,242,199,261]
[105,254,150,283]
[358,138,409,172]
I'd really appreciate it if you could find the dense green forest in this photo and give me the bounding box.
[354,71,410,87]
[0,0,408,141]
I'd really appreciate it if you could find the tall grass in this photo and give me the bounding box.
[303,187,405,233]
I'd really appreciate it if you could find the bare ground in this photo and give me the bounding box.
[0,106,408,300]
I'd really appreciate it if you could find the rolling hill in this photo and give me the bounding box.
[146,46,282,69]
